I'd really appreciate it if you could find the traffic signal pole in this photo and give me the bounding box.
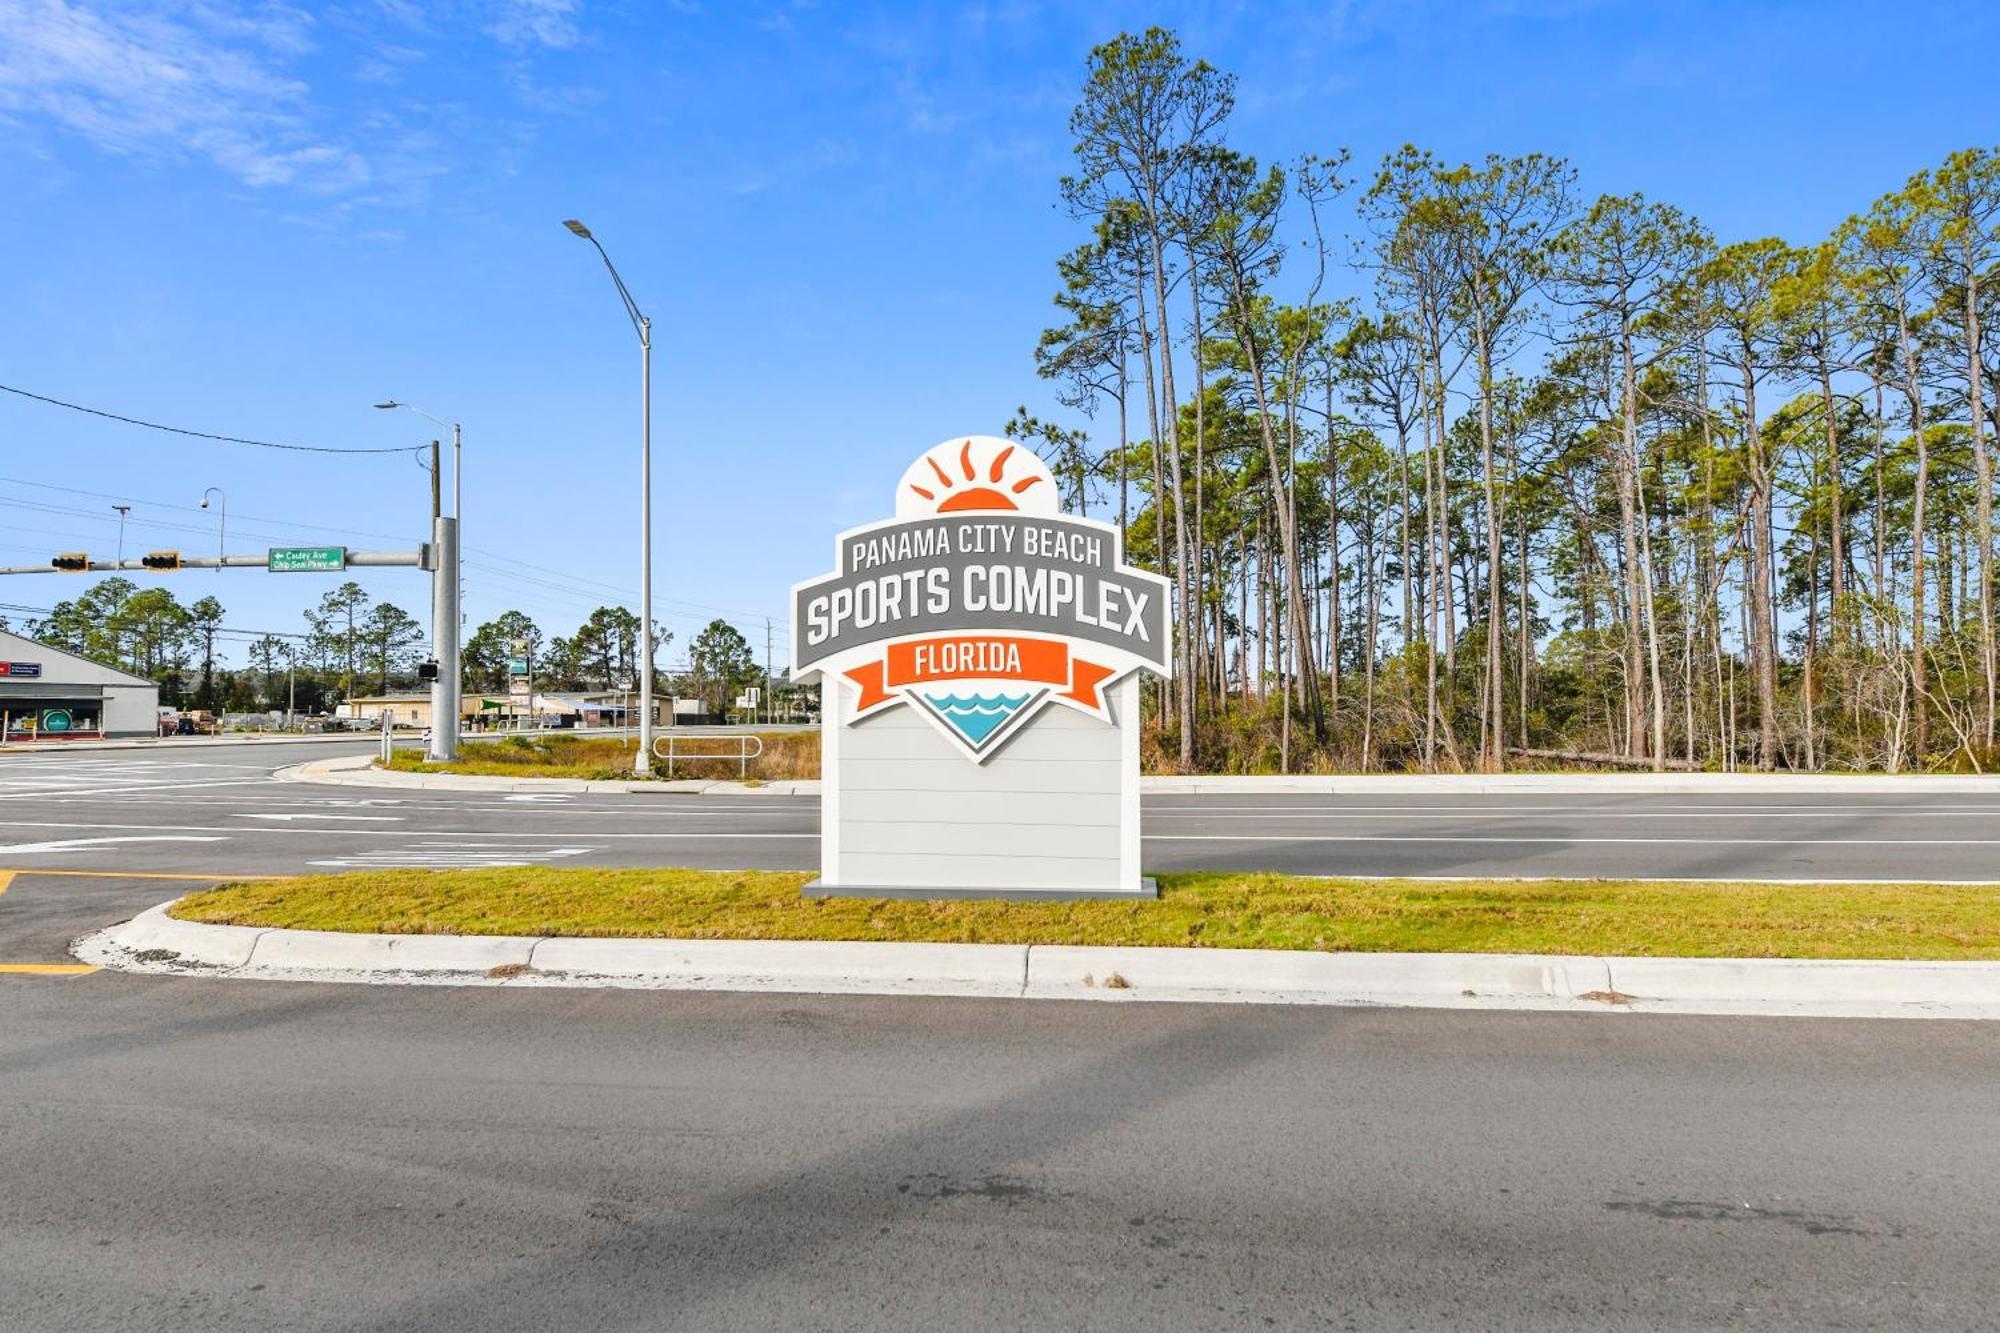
[428,515,460,762]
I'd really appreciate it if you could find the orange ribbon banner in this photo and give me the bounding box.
[844,636,1115,711]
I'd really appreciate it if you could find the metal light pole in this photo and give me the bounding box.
[112,505,131,566]
[199,488,225,571]
[376,402,461,525]
[375,400,462,763]
[563,218,657,775]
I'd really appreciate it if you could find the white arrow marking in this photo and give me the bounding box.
[503,794,575,803]
[0,835,229,854]
[236,813,405,823]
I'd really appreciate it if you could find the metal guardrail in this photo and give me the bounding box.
[652,732,764,778]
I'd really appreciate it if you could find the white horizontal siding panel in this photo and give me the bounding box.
[838,851,1123,891]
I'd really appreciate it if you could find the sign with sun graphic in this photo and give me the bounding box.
[793,436,1169,901]
[793,436,1170,762]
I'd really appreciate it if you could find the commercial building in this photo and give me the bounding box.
[339,692,615,729]
[0,629,162,740]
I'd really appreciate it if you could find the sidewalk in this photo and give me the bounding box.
[77,900,2000,1020]
[281,752,2000,797]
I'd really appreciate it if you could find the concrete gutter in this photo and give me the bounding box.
[76,901,2000,1019]
[280,753,1999,797]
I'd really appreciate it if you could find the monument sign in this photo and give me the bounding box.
[793,436,1170,899]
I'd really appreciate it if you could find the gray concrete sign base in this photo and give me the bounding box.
[801,876,1159,902]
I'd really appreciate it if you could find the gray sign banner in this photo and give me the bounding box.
[793,512,1170,672]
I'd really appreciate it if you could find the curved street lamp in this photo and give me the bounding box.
[374,400,461,523]
[563,217,658,775]
[198,487,225,572]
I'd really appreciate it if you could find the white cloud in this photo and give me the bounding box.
[0,0,369,190]
[487,0,581,49]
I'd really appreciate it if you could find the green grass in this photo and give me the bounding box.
[169,868,2000,960]
[385,731,818,781]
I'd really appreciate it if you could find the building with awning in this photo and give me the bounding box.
[0,629,161,740]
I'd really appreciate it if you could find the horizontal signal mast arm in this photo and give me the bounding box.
[0,548,431,576]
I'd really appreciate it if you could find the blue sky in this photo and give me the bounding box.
[1,0,1994,667]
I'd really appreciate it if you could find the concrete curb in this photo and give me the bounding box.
[75,901,2000,1018]
[1143,772,2000,794]
[278,754,1998,797]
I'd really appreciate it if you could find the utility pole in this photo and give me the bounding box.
[764,617,773,726]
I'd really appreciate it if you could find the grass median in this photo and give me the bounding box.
[385,732,818,781]
[169,868,2000,960]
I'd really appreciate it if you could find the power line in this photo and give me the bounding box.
[463,548,789,628]
[0,496,422,549]
[0,475,422,544]
[0,382,425,456]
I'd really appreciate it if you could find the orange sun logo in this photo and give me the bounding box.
[896,436,1058,519]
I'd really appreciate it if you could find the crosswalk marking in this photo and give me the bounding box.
[307,844,593,870]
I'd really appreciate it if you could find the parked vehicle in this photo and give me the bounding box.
[174,710,218,736]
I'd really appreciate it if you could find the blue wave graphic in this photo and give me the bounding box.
[922,692,1030,746]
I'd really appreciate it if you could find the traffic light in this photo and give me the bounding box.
[141,551,180,571]
[417,660,439,682]
[51,552,88,573]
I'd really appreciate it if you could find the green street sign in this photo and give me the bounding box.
[268,546,347,573]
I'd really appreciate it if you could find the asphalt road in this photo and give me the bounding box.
[4,738,2000,881]
[5,743,2000,1329]
[1,872,1995,1331]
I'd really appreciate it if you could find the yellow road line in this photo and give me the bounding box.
[0,963,99,976]
[0,869,291,882]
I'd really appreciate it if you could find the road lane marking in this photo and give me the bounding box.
[0,819,815,839]
[307,845,594,869]
[0,868,261,881]
[237,814,405,822]
[0,779,275,801]
[0,869,13,896]
[0,963,98,976]
[0,835,231,854]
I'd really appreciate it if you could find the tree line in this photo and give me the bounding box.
[26,577,764,718]
[1021,27,2000,773]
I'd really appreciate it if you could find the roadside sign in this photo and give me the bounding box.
[793,435,1169,901]
[268,546,347,572]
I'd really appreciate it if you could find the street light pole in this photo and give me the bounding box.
[199,488,225,572]
[563,217,657,775]
[112,505,130,566]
